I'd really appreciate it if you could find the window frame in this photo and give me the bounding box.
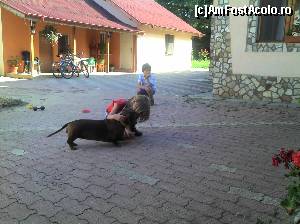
[165,34,174,56]
[257,0,287,43]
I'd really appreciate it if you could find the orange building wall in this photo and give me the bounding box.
[1,7,123,73]
[76,28,90,57]
[2,8,31,73]
[110,32,120,70]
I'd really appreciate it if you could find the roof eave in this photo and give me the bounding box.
[31,15,140,33]
[142,23,203,37]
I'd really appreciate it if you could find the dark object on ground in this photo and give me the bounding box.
[33,106,45,111]
[47,112,138,150]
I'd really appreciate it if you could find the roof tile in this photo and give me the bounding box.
[1,0,138,32]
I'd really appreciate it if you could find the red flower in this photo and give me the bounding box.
[292,151,300,168]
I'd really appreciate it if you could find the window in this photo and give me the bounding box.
[165,34,174,55]
[286,0,300,38]
[58,35,69,54]
[257,0,286,42]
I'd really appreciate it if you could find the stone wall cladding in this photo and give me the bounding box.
[210,0,300,103]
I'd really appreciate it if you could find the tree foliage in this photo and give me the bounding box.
[155,0,212,58]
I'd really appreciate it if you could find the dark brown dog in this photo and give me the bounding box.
[47,112,138,150]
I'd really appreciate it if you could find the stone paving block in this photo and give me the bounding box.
[237,197,278,216]
[67,177,91,189]
[204,189,240,203]
[186,200,223,219]
[55,197,89,215]
[4,173,27,184]
[29,200,62,218]
[192,216,224,224]
[133,206,172,223]
[60,184,91,202]
[50,210,88,224]
[131,183,162,196]
[0,213,18,224]
[220,211,254,224]
[3,202,35,221]
[162,202,197,221]
[132,192,166,208]
[78,209,116,224]
[89,175,115,188]
[22,181,46,193]
[165,218,191,224]
[0,183,20,196]
[108,184,139,198]
[0,193,16,209]
[137,218,160,224]
[108,194,138,211]
[214,200,252,220]
[10,189,43,205]
[156,190,190,206]
[181,190,215,204]
[106,207,143,224]
[38,188,67,203]
[84,185,113,199]
[156,181,184,194]
[20,214,51,224]
[0,167,14,177]
[202,180,231,192]
[82,196,115,213]
[72,169,93,180]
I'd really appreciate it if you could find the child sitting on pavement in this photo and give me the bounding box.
[137,63,156,106]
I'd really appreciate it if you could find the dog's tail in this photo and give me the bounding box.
[47,123,69,137]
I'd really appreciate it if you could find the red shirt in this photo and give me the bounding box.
[106,98,127,114]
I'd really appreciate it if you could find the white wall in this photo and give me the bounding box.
[229,0,300,77]
[136,26,193,73]
[120,32,133,70]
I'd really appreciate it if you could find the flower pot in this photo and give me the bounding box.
[285,35,300,43]
[9,66,19,74]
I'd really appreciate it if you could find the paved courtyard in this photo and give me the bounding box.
[0,71,299,223]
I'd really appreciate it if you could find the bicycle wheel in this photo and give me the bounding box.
[61,62,74,79]
[52,62,62,78]
[81,62,89,78]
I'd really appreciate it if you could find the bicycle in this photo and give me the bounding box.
[52,53,72,78]
[60,52,89,79]
[52,52,89,79]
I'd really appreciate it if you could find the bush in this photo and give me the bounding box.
[0,97,26,108]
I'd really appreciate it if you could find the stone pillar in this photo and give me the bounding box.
[210,0,233,97]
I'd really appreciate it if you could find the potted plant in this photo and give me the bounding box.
[7,56,21,74]
[41,25,62,45]
[285,18,300,43]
